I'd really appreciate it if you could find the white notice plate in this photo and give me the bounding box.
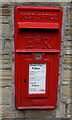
[29,63,46,94]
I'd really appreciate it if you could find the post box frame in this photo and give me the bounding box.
[14,6,62,109]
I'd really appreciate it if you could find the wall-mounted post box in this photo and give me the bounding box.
[14,6,62,109]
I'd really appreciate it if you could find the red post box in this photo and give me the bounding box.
[14,6,62,109]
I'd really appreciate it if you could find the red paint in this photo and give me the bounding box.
[14,6,62,109]
[18,22,59,29]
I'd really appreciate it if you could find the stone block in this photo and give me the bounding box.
[67,104,72,118]
[1,77,12,84]
[2,69,11,77]
[64,55,72,66]
[1,16,11,22]
[0,23,2,36]
[2,24,11,37]
[4,40,11,51]
[2,104,13,118]
[15,109,56,118]
[65,26,72,36]
[1,4,11,16]
[65,50,72,55]
[2,54,12,60]
[2,64,11,69]
[0,105,2,118]
[61,85,71,99]
[2,60,12,65]
[56,102,66,118]
[2,50,10,55]
[1,41,12,56]
[1,59,11,69]
[2,86,11,102]
[15,111,25,118]
[0,15,2,21]
[66,8,72,23]
[64,40,72,50]
[63,69,71,81]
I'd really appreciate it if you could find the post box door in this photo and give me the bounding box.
[20,53,59,107]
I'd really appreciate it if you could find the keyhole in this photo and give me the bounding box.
[24,79,26,83]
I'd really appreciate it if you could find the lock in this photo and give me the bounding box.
[24,79,26,83]
[35,53,42,59]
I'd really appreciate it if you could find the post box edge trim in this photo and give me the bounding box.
[18,22,60,29]
[15,49,60,53]
[16,105,56,109]
[14,6,62,12]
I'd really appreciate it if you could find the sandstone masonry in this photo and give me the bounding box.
[0,1,72,119]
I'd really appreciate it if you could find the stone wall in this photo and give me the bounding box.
[0,1,72,119]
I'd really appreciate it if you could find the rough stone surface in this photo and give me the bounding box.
[0,105,2,118]
[64,55,72,66]
[1,16,11,22]
[15,110,56,118]
[1,4,11,16]
[67,104,72,118]
[2,105,14,118]
[64,40,72,50]
[61,85,71,99]
[2,69,11,77]
[2,54,12,60]
[2,86,11,102]
[63,69,71,81]
[2,24,11,37]
[0,1,72,119]
[0,0,70,2]
[2,78,12,84]
[66,7,72,23]
[65,26,72,36]
[56,102,66,118]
